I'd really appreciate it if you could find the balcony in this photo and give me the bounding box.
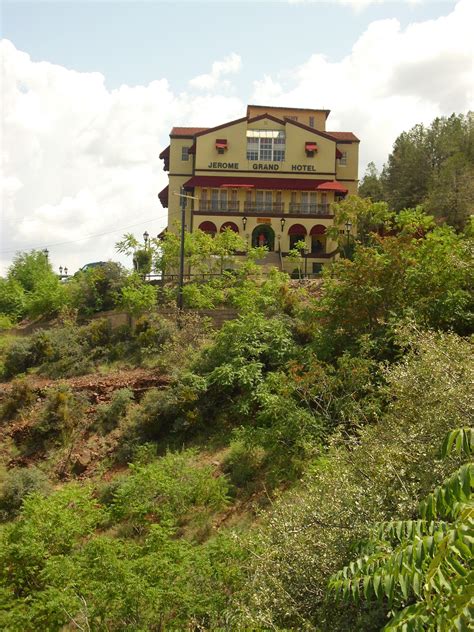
[195,200,241,212]
[191,200,333,218]
[289,203,330,215]
[243,202,285,214]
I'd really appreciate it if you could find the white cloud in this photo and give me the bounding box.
[289,0,425,10]
[252,0,473,173]
[0,40,243,273]
[189,53,242,91]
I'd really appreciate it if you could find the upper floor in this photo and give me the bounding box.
[159,106,359,185]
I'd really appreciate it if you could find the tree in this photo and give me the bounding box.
[329,427,473,631]
[382,113,474,228]
[358,162,385,202]
[66,262,128,315]
[115,233,153,276]
[329,195,393,248]
[2,251,68,320]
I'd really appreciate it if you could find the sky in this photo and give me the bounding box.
[1,0,473,274]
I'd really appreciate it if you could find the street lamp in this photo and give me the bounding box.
[43,248,49,260]
[143,231,149,247]
[59,266,63,275]
[344,220,353,258]
[304,245,309,278]
[64,267,68,276]
[280,217,286,232]
[242,216,247,231]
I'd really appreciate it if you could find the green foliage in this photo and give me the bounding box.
[233,330,473,630]
[329,428,473,631]
[0,466,50,521]
[1,250,68,321]
[358,161,385,202]
[111,450,229,528]
[330,194,393,248]
[310,224,473,359]
[223,439,267,489]
[382,113,474,229]
[32,384,86,447]
[118,273,156,315]
[66,261,128,316]
[0,485,107,601]
[0,378,36,421]
[0,277,26,320]
[96,388,134,434]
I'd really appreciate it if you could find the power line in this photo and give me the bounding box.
[0,212,169,254]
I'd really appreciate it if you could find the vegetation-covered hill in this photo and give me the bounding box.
[0,114,473,631]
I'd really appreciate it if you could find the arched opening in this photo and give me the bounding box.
[288,223,307,250]
[251,224,275,251]
[220,222,239,233]
[198,221,217,237]
[310,224,327,254]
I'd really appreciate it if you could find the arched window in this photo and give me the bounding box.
[220,222,239,233]
[288,223,307,250]
[198,221,217,237]
[310,224,327,254]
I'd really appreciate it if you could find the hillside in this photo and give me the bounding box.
[0,205,473,630]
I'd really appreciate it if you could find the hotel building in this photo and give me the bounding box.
[158,105,359,274]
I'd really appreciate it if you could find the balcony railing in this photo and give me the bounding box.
[243,202,285,214]
[289,203,330,215]
[196,200,241,212]
[192,201,332,216]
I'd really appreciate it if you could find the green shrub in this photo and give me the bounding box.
[2,337,34,378]
[222,440,266,489]
[32,384,86,447]
[111,449,229,528]
[96,388,134,434]
[0,466,50,521]
[0,379,36,421]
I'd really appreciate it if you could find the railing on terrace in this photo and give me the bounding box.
[288,203,330,215]
[243,202,285,214]
[192,201,332,216]
[195,201,240,212]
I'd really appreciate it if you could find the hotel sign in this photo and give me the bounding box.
[207,161,317,172]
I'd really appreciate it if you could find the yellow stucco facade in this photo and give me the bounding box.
[158,105,359,275]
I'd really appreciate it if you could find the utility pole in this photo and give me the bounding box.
[177,189,186,311]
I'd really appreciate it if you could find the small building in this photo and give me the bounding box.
[158,105,359,275]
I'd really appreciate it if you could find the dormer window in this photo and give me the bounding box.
[246,129,285,162]
[215,139,228,154]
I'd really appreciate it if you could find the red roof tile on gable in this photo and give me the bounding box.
[327,131,360,142]
[170,127,209,136]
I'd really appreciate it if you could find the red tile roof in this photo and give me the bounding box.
[327,131,360,142]
[170,127,209,136]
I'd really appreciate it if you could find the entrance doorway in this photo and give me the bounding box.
[252,224,275,251]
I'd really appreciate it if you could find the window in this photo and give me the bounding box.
[309,116,315,128]
[338,151,347,166]
[246,129,286,162]
[181,146,189,161]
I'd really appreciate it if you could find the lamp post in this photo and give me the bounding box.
[143,231,149,248]
[59,266,63,276]
[43,248,49,261]
[344,220,352,258]
[304,246,309,278]
[280,217,286,232]
[242,216,247,231]
[64,267,68,277]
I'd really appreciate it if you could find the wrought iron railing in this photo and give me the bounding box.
[195,201,241,212]
[288,203,330,215]
[243,202,285,213]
